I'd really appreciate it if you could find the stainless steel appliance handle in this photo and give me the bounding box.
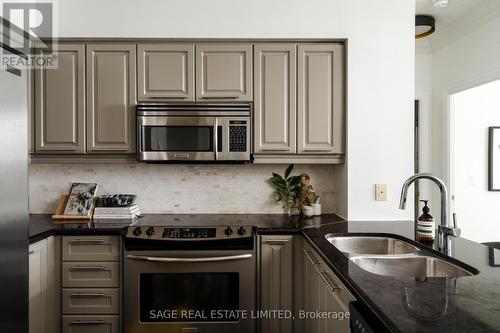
[70,320,106,325]
[126,254,253,263]
[214,117,219,160]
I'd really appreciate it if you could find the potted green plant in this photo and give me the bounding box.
[269,164,317,215]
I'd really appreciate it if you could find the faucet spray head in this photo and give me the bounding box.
[399,184,409,210]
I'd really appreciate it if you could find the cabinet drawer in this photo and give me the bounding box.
[62,236,119,261]
[62,262,119,288]
[62,289,119,314]
[62,315,119,333]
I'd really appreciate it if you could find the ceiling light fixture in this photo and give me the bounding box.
[432,0,449,8]
[415,15,436,39]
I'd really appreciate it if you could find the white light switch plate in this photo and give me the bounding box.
[375,184,387,201]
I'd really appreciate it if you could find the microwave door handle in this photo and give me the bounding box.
[125,254,253,263]
[214,118,219,160]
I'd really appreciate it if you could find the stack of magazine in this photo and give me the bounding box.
[93,194,141,220]
[93,205,141,220]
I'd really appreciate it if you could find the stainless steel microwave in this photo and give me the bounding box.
[137,103,251,162]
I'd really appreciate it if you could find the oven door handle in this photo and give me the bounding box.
[125,254,252,263]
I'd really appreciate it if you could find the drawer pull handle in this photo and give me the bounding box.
[265,240,290,245]
[70,239,106,244]
[147,96,188,99]
[70,266,106,271]
[70,320,106,325]
[301,149,334,152]
[200,96,238,99]
[319,270,341,293]
[70,293,106,298]
[303,249,320,265]
[28,250,34,255]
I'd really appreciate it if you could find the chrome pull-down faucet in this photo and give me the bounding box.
[399,173,461,255]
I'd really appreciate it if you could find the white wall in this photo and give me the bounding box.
[452,79,500,243]
[423,9,500,229]
[48,0,415,220]
[431,11,500,184]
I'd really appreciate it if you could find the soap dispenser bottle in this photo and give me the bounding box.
[417,200,435,243]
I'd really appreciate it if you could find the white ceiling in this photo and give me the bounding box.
[416,0,491,30]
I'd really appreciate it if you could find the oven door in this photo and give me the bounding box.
[138,116,220,161]
[123,250,256,333]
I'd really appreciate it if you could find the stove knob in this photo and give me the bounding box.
[132,227,142,236]
[224,226,234,236]
[146,227,155,236]
[238,227,246,235]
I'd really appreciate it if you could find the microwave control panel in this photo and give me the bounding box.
[228,120,248,152]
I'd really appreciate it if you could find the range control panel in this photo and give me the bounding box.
[162,228,216,239]
[126,226,253,240]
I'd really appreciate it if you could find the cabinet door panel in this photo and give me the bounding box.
[323,286,351,333]
[303,248,321,333]
[138,44,194,101]
[196,44,252,101]
[35,44,85,152]
[62,315,119,333]
[62,236,120,262]
[260,235,293,333]
[62,262,119,288]
[62,288,120,315]
[87,44,136,152]
[29,239,47,333]
[298,44,344,154]
[254,44,296,153]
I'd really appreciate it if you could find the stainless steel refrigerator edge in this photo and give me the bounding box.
[0,21,29,333]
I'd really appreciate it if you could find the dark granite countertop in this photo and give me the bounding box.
[28,213,344,243]
[302,220,500,333]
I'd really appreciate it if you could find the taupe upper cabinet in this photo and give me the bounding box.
[35,44,85,153]
[298,44,344,154]
[254,44,296,154]
[137,44,195,101]
[196,44,252,101]
[87,44,137,153]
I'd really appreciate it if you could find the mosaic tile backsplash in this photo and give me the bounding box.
[29,164,336,214]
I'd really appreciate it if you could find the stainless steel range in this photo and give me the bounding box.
[123,225,256,333]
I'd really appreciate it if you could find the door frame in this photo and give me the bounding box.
[414,92,431,219]
[444,72,500,214]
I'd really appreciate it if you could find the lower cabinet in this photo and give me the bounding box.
[259,235,294,333]
[29,236,60,333]
[62,315,119,333]
[303,240,355,333]
[61,236,121,333]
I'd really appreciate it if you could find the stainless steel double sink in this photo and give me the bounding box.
[325,235,477,278]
